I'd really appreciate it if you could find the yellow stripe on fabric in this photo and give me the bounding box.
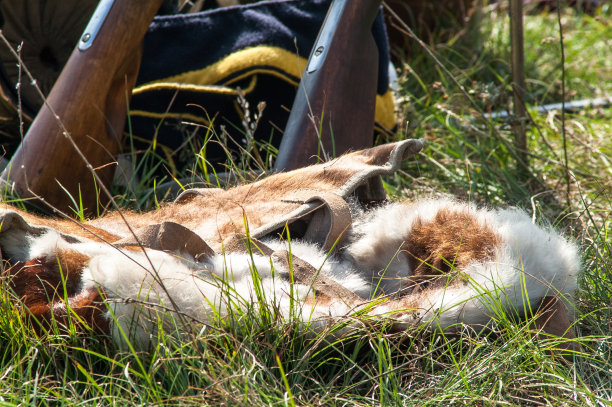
[133,75,259,96]
[129,110,211,126]
[133,82,238,96]
[134,43,396,133]
[222,68,300,87]
[139,45,307,88]
[131,89,397,132]
[375,90,397,131]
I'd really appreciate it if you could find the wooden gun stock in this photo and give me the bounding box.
[1,0,164,214]
[274,0,382,172]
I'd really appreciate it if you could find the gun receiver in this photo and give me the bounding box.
[1,0,164,214]
[274,0,382,171]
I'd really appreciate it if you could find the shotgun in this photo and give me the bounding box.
[1,0,164,214]
[274,0,382,171]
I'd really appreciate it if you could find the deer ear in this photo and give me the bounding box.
[534,295,579,356]
[355,138,426,168]
[0,211,55,262]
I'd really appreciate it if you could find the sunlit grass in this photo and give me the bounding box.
[0,3,611,405]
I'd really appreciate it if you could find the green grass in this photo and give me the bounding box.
[1,3,612,405]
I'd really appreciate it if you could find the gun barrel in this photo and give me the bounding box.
[274,0,382,171]
[1,0,164,214]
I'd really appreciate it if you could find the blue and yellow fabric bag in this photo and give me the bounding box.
[131,0,396,173]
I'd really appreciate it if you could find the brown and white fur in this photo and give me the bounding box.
[1,197,579,349]
[0,141,580,349]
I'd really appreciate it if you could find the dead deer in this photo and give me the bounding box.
[0,140,579,351]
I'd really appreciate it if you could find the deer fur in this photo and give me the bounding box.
[0,140,580,350]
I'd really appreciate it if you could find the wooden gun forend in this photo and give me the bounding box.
[1,0,164,214]
[274,0,382,172]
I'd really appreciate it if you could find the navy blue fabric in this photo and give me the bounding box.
[139,0,391,95]
[127,0,393,177]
